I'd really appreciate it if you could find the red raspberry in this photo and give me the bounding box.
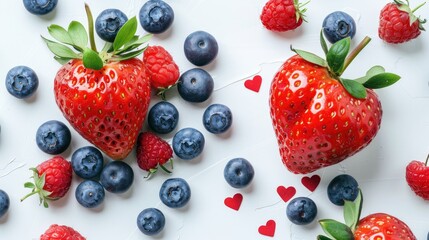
[143,45,180,93]
[21,156,72,207]
[260,0,307,32]
[406,158,429,200]
[136,132,173,178]
[40,224,86,240]
[378,1,426,43]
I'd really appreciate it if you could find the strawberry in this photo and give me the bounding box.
[406,154,429,200]
[143,45,180,98]
[136,131,173,178]
[378,0,426,44]
[260,0,308,32]
[318,190,416,240]
[40,224,86,240]
[21,156,72,208]
[42,4,152,160]
[269,35,400,174]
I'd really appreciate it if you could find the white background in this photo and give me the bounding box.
[1,0,429,239]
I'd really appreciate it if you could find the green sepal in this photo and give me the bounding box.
[21,168,52,208]
[113,48,146,62]
[292,46,327,67]
[340,78,367,99]
[327,37,350,76]
[355,66,385,84]
[54,56,73,65]
[363,73,401,89]
[24,182,35,188]
[83,48,103,70]
[320,30,329,56]
[317,235,335,240]
[344,189,363,230]
[113,17,138,52]
[319,219,354,240]
[118,34,152,54]
[47,24,74,46]
[42,37,80,59]
[68,21,88,50]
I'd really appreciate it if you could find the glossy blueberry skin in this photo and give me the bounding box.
[148,101,179,134]
[322,11,356,43]
[5,66,39,99]
[75,180,105,208]
[71,146,104,179]
[100,161,134,194]
[23,0,57,15]
[224,158,254,188]
[184,31,218,66]
[172,128,205,160]
[203,104,232,134]
[177,68,214,103]
[159,178,191,208]
[139,0,174,34]
[95,9,128,42]
[327,174,359,206]
[36,120,71,155]
[137,208,165,236]
[0,190,10,218]
[286,197,318,225]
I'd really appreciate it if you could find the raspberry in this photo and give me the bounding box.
[40,224,86,240]
[143,45,180,90]
[260,0,307,32]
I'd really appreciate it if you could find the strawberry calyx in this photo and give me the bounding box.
[42,3,152,70]
[291,33,400,99]
[394,0,426,30]
[20,168,52,208]
[145,158,174,179]
[317,189,363,240]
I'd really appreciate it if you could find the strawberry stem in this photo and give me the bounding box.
[340,36,371,75]
[84,3,97,52]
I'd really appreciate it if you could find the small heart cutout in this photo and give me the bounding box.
[301,175,321,192]
[276,186,296,202]
[244,75,262,93]
[224,193,243,211]
[258,219,276,237]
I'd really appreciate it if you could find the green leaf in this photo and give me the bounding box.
[42,37,80,59]
[320,29,329,56]
[118,34,152,54]
[68,21,88,49]
[317,235,334,240]
[340,78,367,99]
[319,219,354,240]
[355,66,386,83]
[54,56,73,65]
[83,48,103,70]
[24,182,35,188]
[113,17,138,51]
[344,189,364,230]
[114,48,146,61]
[48,24,73,45]
[363,73,401,89]
[327,37,350,76]
[292,47,327,67]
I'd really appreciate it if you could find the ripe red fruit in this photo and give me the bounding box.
[21,156,72,207]
[136,132,173,178]
[406,155,429,200]
[260,0,308,32]
[354,213,416,239]
[378,0,426,44]
[40,224,86,240]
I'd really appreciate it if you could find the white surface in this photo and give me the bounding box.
[1,0,429,239]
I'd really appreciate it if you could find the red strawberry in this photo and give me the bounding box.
[21,156,72,207]
[406,155,429,200]
[260,0,308,32]
[143,45,180,98]
[378,0,426,44]
[43,6,152,160]
[270,36,400,174]
[40,224,86,240]
[136,131,173,178]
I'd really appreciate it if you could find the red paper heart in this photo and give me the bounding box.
[244,75,262,92]
[258,219,276,237]
[301,175,321,192]
[224,193,243,211]
[276,186,296,202]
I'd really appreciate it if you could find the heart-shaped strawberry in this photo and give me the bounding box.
[44,5,152,159]
[224,193,243,211]
[269,36,400,174]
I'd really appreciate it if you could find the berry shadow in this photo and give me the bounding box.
[151,25,174,41]
[0,212,9,223]
[382,37,424,54]
[270,26,305,39]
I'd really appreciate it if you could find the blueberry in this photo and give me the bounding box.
[75,180,105,208]
[100,161,134,194]
[286,197,318,225]
[322,11,356,44]
[177,68,214,103]
[36,120,71,155]
[327,174,359,206]
[203,104,232,134]
[148,101,179,134]
[139,0,174,34]
[224,158,254,189]
[71,146,104,179]
[23,0,57,15]
[172,128,205,160]
[137,208,165,236]
[159,178,191,208]
[5,66,39,99]
[184,31,218,66]
[0,190,10,219]
[95,9,128,42]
